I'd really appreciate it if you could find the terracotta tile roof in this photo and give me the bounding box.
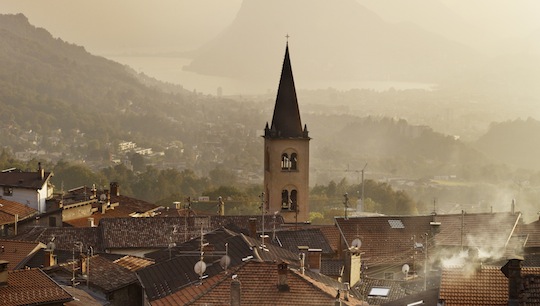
[64,194,159,227]
[0,198,37,224]
[356,277,409,305]
[0,239,44,270]
[0,268,73,305]
[63,285,103,306]
[381,287,440,306]
[12,226,102,252]
[0,170,52,189]
[317,225,341,253]
[320,258,344,276]
[113,255,154,271]
[137,249,227,301]
[522,273,540,304]
[273,228,334,255]
[139,228,302,301]
[20,248,74,268]
[335,215,433,265]
[101,215,284,250]
[144,227,238,262]
[183,261,365,306]
[521,219,540,248]
[85,255,139,293]
[439,265,509,305]
[433,212,521,249]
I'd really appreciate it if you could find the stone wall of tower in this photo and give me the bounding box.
[264,137,310,223]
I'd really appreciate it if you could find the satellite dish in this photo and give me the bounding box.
[402,264,410,275]
[194,260,207,275]
[46,241,55,251]
[351,238,362,248]
[220,255,231,269]
[100,194,107,201]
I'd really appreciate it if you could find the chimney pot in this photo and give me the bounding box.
[230,278,241,306]
[248,218,257,238]
[110,182,119,196]
[277,262,290,291]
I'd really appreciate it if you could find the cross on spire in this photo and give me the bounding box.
[285,33,290,44]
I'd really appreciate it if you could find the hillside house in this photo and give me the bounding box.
[0,163,53,213]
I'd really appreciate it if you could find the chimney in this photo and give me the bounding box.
[0,260,8,287]
[91,184,97,199]
[511,199,515,215]
[218,196,225,216]
[105,189,111,204]
[307,248,322,272]
[43,249,57,267]
[344,246,362,286]
[230,277,241,306]
[110,182,120,196]
[88,217,95,227]
[501,257,523,306]
[299,252,306,274]
[79,253,88,275]
[38,162,44,180]
[342,282,350,301]
[277,262,290,292]
[248,218,257,238]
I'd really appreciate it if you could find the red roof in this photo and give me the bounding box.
[0,268,73,305]
[0,199,37,225]
[64,194,159,227]
[0,170,52,189]
[152,261,365,306]
[0,239,43,270]
[336,215,433,265]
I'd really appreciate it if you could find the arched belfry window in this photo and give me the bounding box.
[281,153,290,170]
[281,190,289,209]
[281,188,298,211]
[290,153,298,170]
[281,151,298,171]
[290,190,298,211]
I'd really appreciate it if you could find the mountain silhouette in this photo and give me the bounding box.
[184,0,477,83]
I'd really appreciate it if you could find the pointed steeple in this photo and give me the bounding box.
[269,44,306,138]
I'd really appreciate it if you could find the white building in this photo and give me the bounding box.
[0,163,54,213]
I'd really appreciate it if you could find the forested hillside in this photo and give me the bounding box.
[475,118,540,170]
[3,13,539,219]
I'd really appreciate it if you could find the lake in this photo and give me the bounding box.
[105,55,436,96]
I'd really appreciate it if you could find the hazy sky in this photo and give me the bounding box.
[3,0,243,54]
[3,0,540,55]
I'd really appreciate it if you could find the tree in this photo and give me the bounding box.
[209,165,238,187]
[130,153,146,172]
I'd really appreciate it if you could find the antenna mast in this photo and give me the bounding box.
[259,192,266,248]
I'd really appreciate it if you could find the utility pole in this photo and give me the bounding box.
[423,233,428,291]
[361,163,367,207]
[259,192,266,248]
[343,192,349,220]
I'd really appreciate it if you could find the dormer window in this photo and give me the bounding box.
[3,187,13,196]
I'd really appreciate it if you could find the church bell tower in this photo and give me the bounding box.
[263,43,310,223]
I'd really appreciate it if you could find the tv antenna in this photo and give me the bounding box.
[351,237,362,249]
[402,264,410,277]
[220,242,230,274]
[259,192,268,249]
[343,193,349,220]
[194,222,208,283]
